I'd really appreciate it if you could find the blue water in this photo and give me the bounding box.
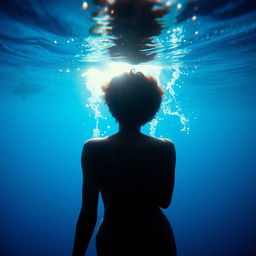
[0,0,256,255]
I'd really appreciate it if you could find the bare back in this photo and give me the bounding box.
[84,132,176,256]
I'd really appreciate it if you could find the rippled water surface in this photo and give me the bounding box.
[0,1,256,256]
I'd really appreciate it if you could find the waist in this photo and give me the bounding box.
[97,208,172,238]
[103,206,165,223]
[107,203,160,213]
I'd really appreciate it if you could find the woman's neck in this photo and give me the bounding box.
[118,124,141,134]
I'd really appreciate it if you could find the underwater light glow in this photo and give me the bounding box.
[176,3,182,10]
[82,62,189,137]
[82,62,163,97]
[191,15,197,21]
[82,2,89,10]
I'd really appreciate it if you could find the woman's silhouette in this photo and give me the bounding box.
[72,71,176,256]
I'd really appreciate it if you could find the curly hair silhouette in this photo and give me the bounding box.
[102,70,164,126]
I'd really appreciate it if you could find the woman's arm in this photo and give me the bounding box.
[158,139,176,209]
[72,141,100,256]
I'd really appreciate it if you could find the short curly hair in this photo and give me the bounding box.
[102,70,164,126]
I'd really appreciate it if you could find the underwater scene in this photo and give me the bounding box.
[0,0,256,255]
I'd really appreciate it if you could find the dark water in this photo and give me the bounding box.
[0,0,256,255]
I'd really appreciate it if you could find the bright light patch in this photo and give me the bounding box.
[82,68,105,97]
[191,16,197,21]
[82,62,163,98]
[165,1,172,8]
[176,3,182,10]
[82,2,89,10]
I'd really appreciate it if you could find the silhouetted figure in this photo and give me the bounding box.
[90,0,169,64]
[72,71,176,256]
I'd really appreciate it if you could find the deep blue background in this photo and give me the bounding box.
[0,0,256,255]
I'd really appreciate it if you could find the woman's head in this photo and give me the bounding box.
[102,70,164,127]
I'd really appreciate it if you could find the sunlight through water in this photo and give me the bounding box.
[82,62,189,137]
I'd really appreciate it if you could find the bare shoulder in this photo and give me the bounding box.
[160,138,175,148]
[156,138,175,156]
[82,136,109,154]
[143,134,174,148]
[84,137,108,146]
